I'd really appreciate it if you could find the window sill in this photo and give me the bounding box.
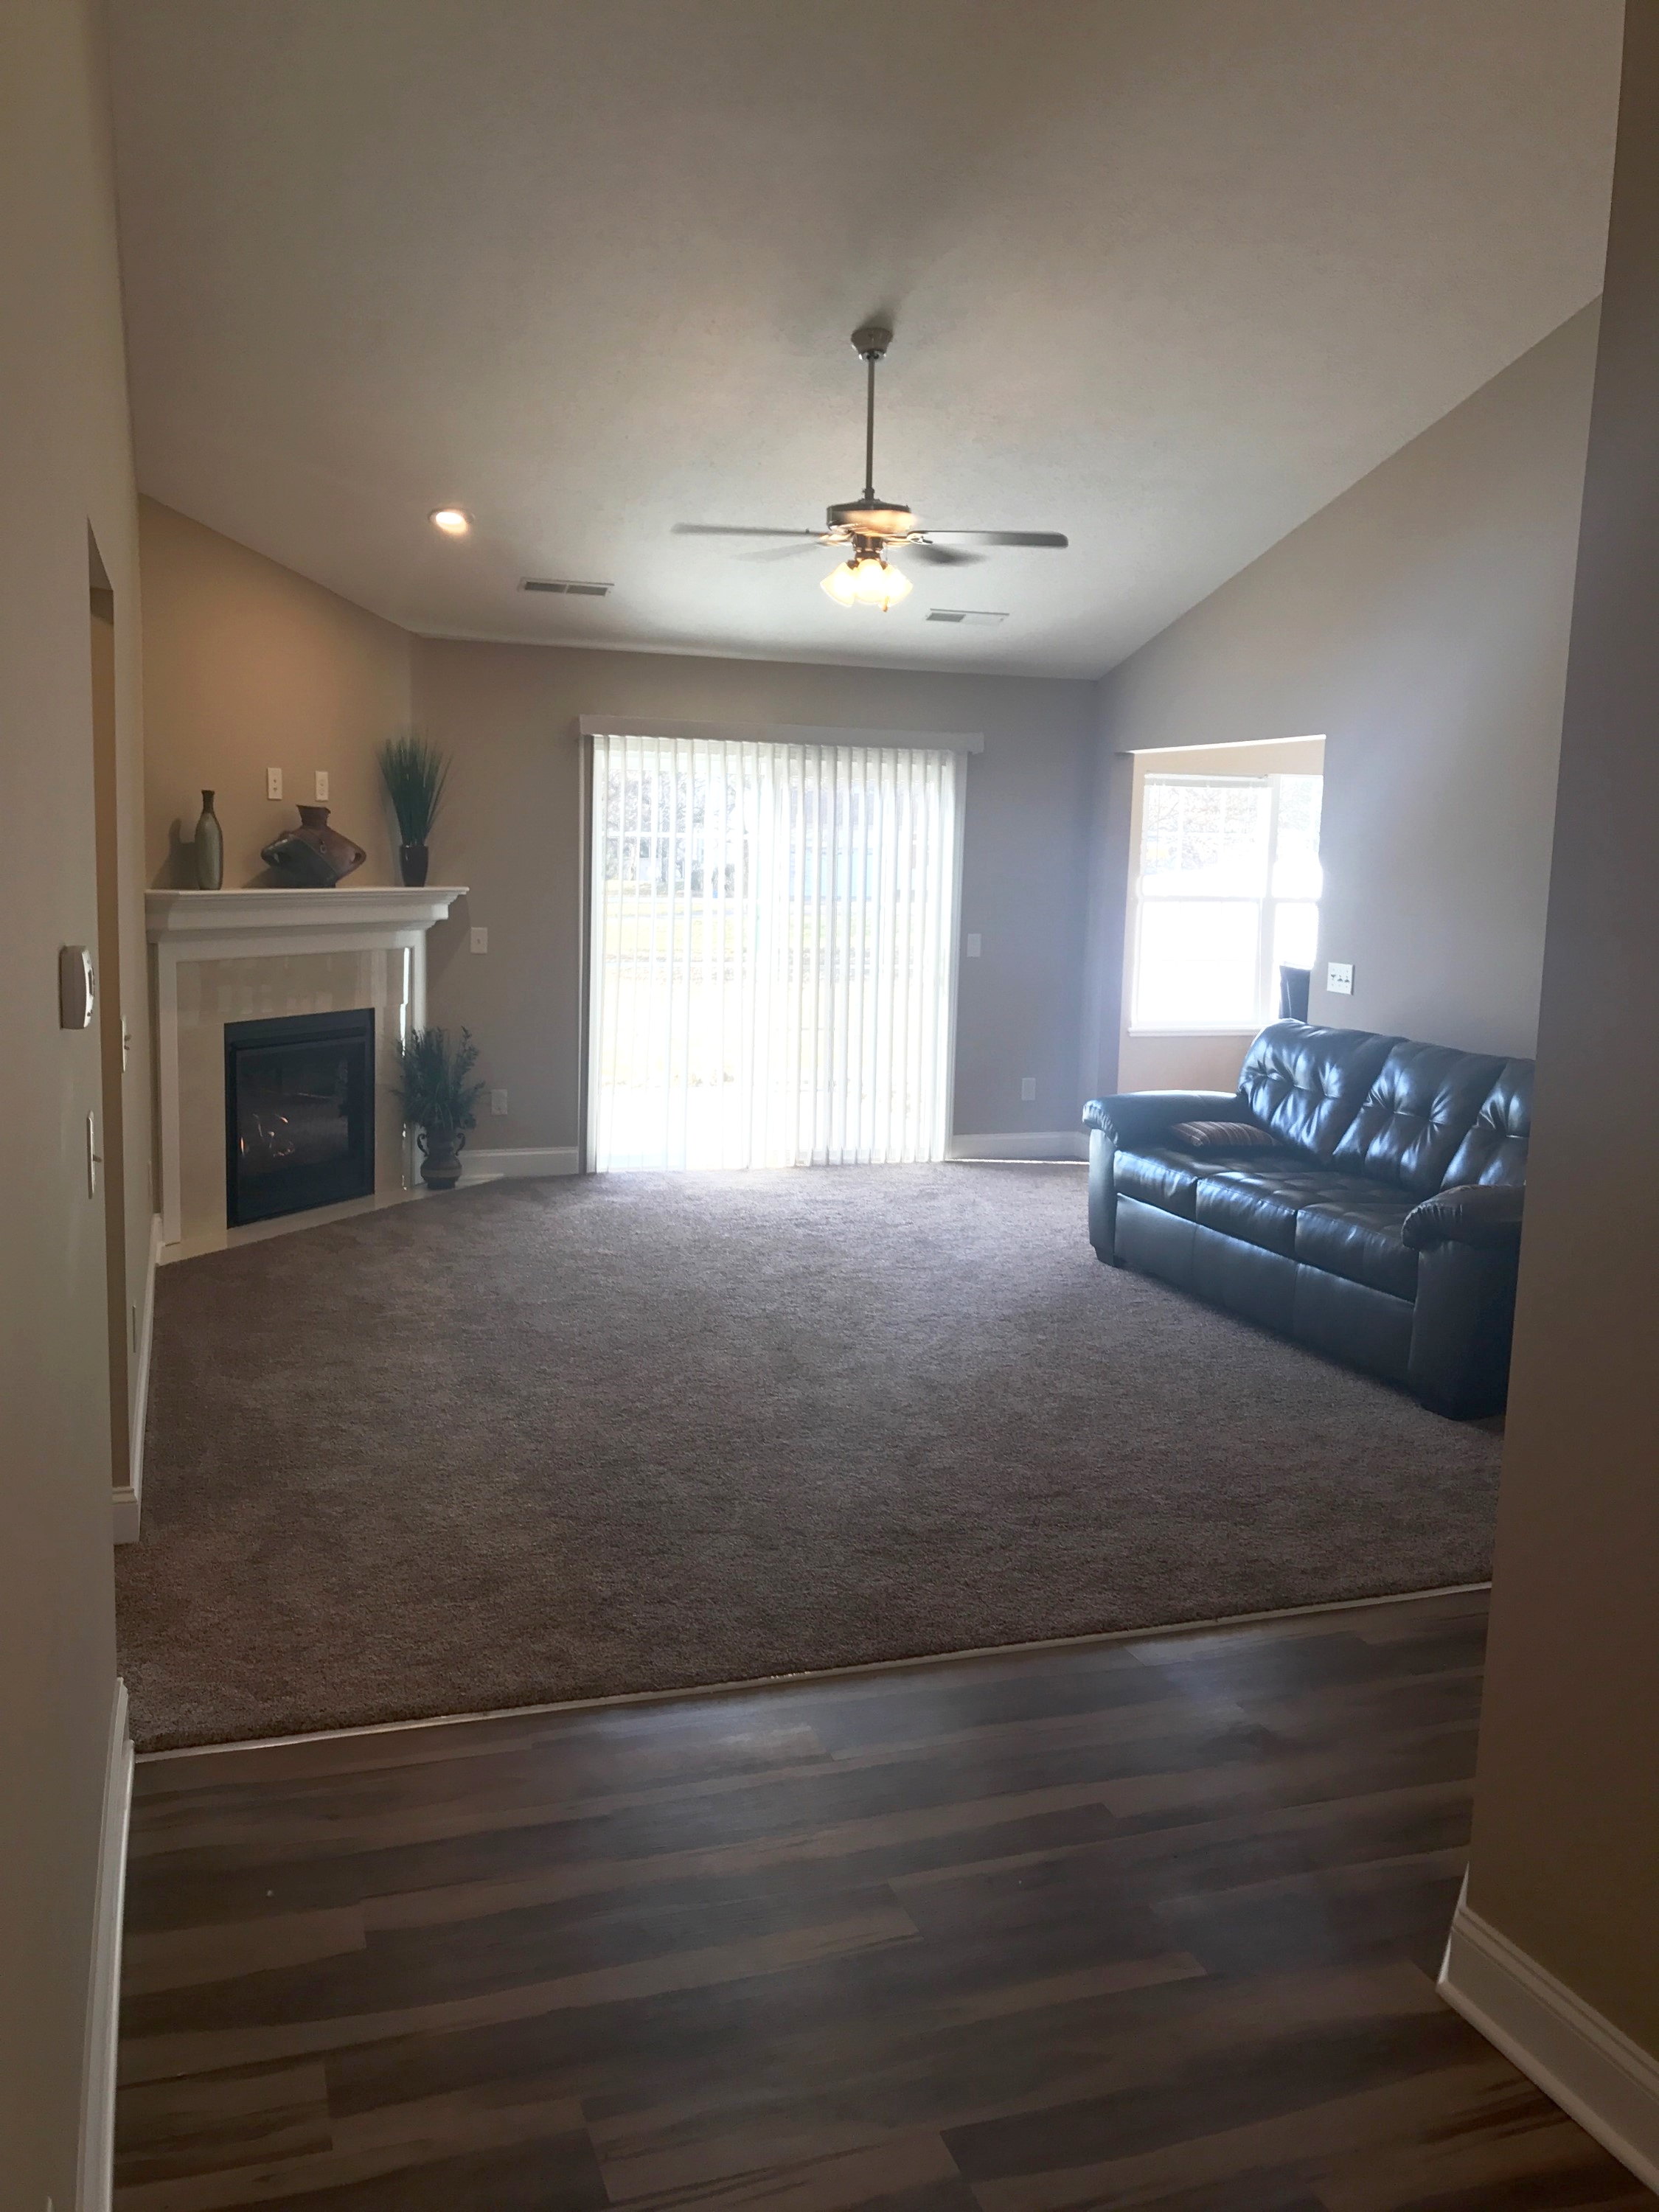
[1126,1024,1263,1038]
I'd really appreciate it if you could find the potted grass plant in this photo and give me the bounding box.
[397,1025,486,1189]
[378,732,451,886]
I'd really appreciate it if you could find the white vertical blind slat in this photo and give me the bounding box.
[590,731,959,1171]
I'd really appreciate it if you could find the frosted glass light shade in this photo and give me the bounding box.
[821,553,911,610]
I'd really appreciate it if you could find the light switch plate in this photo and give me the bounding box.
[966,932,981,958]
[266,766,283,800]
[1020,1076,1037,1102]
[1327,961,1354,995]
[470,926,488,953]
[491,1088,509,1116]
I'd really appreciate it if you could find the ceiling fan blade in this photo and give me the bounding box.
[905,543,984,568]
[917,530,1069,549]
[672,524,824,540]
[739,540,825,563]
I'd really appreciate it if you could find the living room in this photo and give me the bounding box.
[7,4,1659,2209]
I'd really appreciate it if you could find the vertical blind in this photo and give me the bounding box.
[588,731,960,1170]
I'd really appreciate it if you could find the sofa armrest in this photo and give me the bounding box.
[1402,1183,1524,1254]
[1082,1091,1251,1146]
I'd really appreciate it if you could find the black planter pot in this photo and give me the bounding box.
[399,840,431,887]
[417,1125,464,1189]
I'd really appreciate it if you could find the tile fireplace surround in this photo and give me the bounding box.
[146,887,466,1257]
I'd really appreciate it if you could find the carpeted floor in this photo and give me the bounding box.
[116,1165,1502,1751]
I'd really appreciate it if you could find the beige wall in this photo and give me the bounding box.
[138,527,1101,1149]
[1464,1,1659,2056]
[0,0,148,2197]
[1082,305,1600,1094]
[412,641,1097,1149]
[140,497,412,888]
[1116,736,1325,1093]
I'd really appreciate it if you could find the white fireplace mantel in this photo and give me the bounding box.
[147,885,467,948]
[147,886,467,1250]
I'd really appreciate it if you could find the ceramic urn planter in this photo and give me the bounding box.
[260,804,367,887]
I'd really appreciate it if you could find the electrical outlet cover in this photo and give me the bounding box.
[266,766,283,800]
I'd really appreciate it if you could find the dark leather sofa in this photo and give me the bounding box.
[1083,1020,1529,1418]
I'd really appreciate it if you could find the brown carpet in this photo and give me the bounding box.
[116,1165,1501,1751]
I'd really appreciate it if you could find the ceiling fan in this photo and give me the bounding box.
[672,326,1068,611]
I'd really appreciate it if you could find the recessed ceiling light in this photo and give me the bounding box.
[430,508,471,535]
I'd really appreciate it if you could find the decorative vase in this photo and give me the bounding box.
[398,839,430,887]
[417,1125,464,1189]
[192,790,224,890]
[260,804,367,887]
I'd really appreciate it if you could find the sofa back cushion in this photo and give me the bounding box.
[1441,1059,1533,1189]
[1235,1020,1399,1161]
[1332,1040,1506,1195]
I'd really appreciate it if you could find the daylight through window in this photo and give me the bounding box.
[1131,771,1324,1031]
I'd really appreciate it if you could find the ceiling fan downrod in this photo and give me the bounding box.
[851,324,892,506]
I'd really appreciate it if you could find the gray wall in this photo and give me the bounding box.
[408,640,1099,1150]
[1082,304,1601,1091]
[1,0,147,2196]
[1465,0,1659,2060]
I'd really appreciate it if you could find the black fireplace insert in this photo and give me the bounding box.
[224,1007,375,1225]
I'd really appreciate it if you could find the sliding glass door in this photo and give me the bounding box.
[588,731,960,1170]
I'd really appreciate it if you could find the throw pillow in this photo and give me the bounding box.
[1169,1119,1277,1150]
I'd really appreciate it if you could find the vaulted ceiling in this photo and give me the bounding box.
[108,0,1622,678]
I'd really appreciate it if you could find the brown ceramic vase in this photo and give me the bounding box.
[260,805,367,887]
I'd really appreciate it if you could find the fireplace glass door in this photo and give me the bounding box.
[224,1008,375,1225]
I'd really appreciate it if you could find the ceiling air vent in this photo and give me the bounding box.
[520,577,613,598]
[926,608,1007,627]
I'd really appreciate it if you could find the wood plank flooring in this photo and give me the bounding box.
[116,1590,1653,2210]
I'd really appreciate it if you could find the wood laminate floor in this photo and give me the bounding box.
[116,1590,1653,2211]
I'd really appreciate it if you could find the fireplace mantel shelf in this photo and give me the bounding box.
[147,886,467,942]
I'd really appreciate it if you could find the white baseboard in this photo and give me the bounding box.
[1439,1872,1659,2194]
[947,1130,1088,1162]
[460,1145,580,1180]
[113,1214,162,1545]
[77,1678,132,2212]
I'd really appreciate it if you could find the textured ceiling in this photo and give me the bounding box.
[108,0,1622,678]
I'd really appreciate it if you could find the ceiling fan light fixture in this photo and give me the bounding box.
[821,552,911,611]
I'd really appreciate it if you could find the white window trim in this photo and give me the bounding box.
[576,714,984,754]
[1127,769,1321,1036]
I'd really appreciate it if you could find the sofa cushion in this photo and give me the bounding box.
[1332,1041,1506,1195]
[1441,1059,1533,1190]
[1194,1158,1357,1259]
[1113,1144,1207,1220]
[1295,1187,1419,1300]
[1235,1020,1400,1161]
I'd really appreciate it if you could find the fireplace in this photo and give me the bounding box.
[224,1008,376,1225]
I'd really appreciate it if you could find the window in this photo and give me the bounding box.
[1130,771,1323,1031]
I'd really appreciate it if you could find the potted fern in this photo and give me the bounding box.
[378,733,451,886]
[397,1026,486,1189]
